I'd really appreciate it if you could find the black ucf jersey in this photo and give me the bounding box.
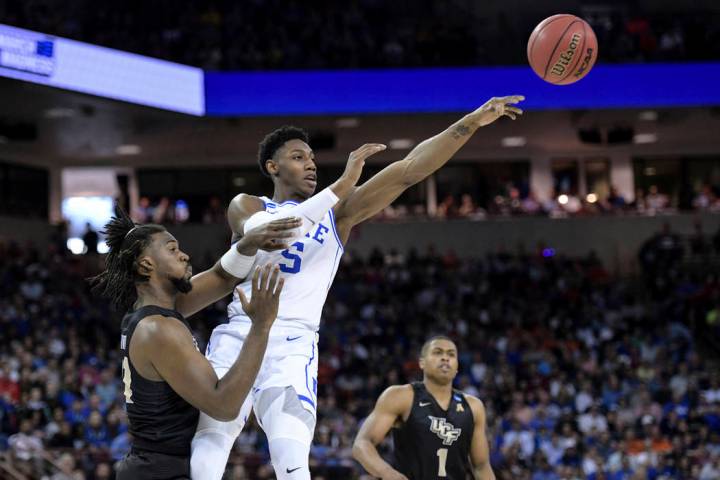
[392,382,475,479]
[120,305,199,456]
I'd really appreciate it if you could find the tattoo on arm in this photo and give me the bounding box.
[451,124,471,139]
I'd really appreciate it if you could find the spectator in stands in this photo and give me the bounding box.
[131,196,153,223]
[435,194,457,218]
[645,185,669,213]
[694,184,717,211]
[8,418,44,473]
[81,223,98,255]
[202,195,226,224]
[457,193,476,218]
[521,191,542,215]
[50,452,81,480]
[606,186,627,211]
[690,221,711,256]
[151,196,174,224]
[638,222,684,293]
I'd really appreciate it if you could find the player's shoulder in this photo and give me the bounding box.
[461,392,484,408]
[134,314,191,346]
[461,393,486,422]
[229,193,265,214]
[228,193,267,236]
[377,384,414,410]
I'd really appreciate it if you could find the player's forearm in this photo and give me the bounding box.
[176,264,235,318]
[398,113,482,186]
[211,326,271,420]
[243,188,339,239]
[352,440,397,478]
[328,176,357,201]
[473,462,496,480]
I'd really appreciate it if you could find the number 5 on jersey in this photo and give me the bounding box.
[279,241,304,274]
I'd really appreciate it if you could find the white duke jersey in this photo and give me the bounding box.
[226,196,344,332]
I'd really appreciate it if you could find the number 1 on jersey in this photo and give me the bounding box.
[122,357,134,404]
[437,448,448,477]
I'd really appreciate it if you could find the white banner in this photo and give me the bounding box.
[0,24,204,115]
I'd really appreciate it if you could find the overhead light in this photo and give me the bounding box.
[389,138,415,149]
[44,107,77,119]
[97,241,109,254]
[233,177,246,187]
[501,136,527,147]
[66,238,86,255]
[115,144,142,155]
[633,133,657,144]
[638,111,658,121]
[586,193,598,203]
[336,118,359,128]
[558,194,569,205]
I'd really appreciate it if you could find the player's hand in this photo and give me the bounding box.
[236,217,302,254]
[470,95,525,127]
[237,264,284,332]
[341,143,387,187]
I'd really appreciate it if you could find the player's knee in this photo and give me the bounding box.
[255,386,316,445]
[269,437,311,480]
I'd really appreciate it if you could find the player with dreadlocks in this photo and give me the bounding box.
[90,207,301,480]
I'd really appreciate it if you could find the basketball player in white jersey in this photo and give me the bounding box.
[190,95,524,479]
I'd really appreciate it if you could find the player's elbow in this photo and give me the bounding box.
[204,400,241,422]
[351,438,371,461]
[399,158,426,187]
[351,443,363,462]
[208,407,239,422]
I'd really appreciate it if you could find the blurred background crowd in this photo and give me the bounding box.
[1,0,719,479]
[1,221,719,479]
[2,0,719,70]
[128,182,719,226]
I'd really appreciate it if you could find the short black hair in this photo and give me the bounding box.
[257,125,309,177]
[420,335,456,358]
[88,206,166,311]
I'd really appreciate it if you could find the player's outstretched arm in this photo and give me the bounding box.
[467,396,496,480]
[138,265,283,421]
[175,217,300,318]
[352,385,413,480]
[334,96,524,238]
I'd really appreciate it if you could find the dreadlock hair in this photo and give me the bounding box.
[88,206,166,312]
[257,125,309,177]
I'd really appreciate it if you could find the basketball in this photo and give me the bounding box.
[527,14,598,85]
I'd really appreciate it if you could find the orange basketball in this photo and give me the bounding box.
[527,14,598,85]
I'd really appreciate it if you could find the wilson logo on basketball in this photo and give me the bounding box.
[574,48,594,77]
[550,33,581,77]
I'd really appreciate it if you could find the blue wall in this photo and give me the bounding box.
[205,62,720,116]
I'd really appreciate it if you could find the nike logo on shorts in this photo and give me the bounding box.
[419,402,431,407]
[286,467,301,473]
[286,335,302,341]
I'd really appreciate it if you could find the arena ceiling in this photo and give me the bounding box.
[1,77,720,170]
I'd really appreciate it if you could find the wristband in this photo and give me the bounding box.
[220,244,256,279]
